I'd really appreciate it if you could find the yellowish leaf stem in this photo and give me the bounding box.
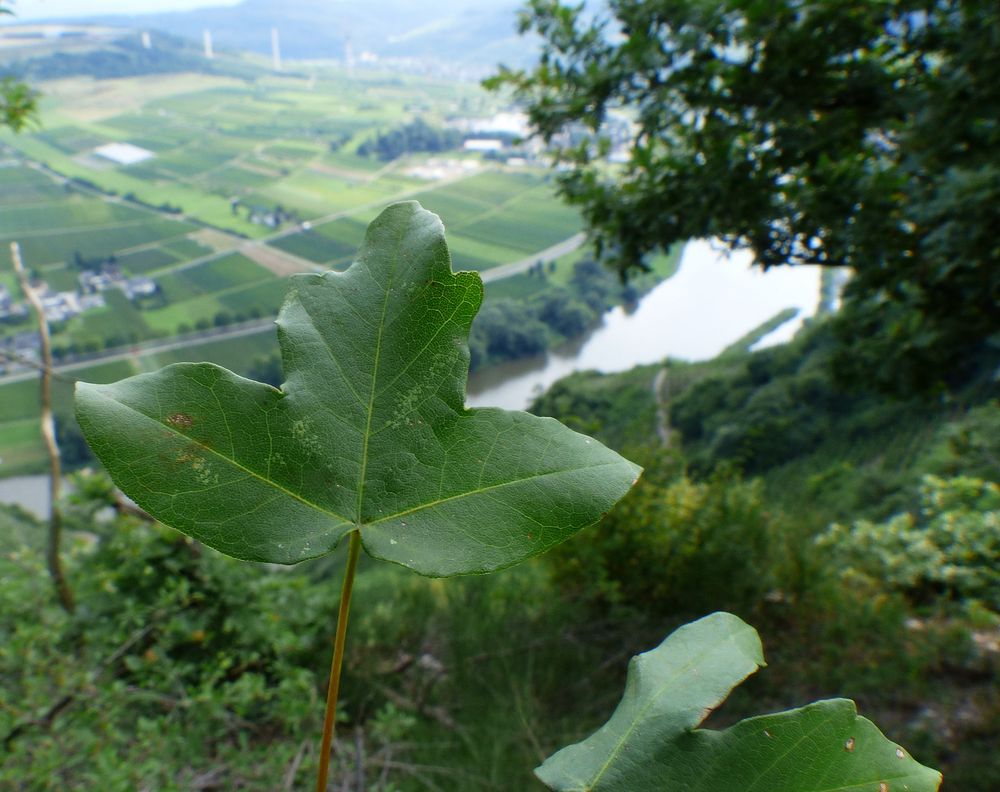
[316,530,363,792]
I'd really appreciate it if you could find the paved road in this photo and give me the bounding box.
[479,233,587,283]
[0,319,276,386]
[22,157,481,278]
[4,155,590,385]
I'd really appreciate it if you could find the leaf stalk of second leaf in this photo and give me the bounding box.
[316,530,362,792]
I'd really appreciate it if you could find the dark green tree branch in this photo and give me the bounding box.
[491,0,1000,392]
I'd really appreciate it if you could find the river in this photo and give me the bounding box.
[0,475,54,520]
[466,239,820,409]
[0,240,819,518]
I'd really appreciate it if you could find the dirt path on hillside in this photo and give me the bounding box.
[240,243,319,277]
[191,228,242,253]
[653,366,672,447]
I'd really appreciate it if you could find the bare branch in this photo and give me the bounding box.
[11,242,74,613]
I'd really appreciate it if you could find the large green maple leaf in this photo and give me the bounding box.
[75,202,640,575]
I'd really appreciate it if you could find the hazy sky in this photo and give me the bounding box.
[5,0,241,19]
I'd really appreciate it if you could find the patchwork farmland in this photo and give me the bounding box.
[0,67,591,473]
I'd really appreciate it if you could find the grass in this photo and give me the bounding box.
[156,271,204,304]
[262,141,324,161]
[180,255,272,293]
[145,257,278,332]
[484,272,550,301]
[0,133,264,236]
[416,191,495,225]
[0,334,268,472]
[34,126,110,154]
[0,165,55,187]
[0,71,634,477]
[162,238,212,259]
[217,280,285,315]
[0,357,136,424]
[444,234,524,270]
[39,267,79,292]
[314,217,371,246]
[255,175,398,217]
[459,203,580,253]
[442,171,544,205]
[0,378,49,424]
[145,327,278,371]
[199,165,277,192]
[143,293,225,332]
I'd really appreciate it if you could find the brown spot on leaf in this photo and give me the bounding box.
[167,413,195,429]
[844,737,855,752]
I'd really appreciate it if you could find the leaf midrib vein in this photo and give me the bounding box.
[93,388,630,536]
[356,232,401,520]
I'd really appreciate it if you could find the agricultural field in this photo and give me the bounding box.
[0,65,599,474]
[0,166,196,265]
[273,171,582,271]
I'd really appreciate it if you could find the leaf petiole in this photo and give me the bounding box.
[316,530,363,792]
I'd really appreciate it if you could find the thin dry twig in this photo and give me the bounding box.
[10,241,74,613]
[282,739,310,791]
[354,725,366,791]
[372,682,457,730]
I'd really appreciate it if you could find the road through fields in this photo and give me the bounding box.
[0,232,588,386]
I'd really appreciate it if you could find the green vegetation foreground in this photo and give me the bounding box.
[4,206,997,789]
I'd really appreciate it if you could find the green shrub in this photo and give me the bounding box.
[548,452,780,619]
[817,475,1000,610]
[0,487,332,789]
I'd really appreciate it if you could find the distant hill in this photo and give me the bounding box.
[67,0,535,68]
[0,26,261,80]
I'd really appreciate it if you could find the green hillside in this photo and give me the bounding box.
[3,322,996,789]
[530,321,999,788]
